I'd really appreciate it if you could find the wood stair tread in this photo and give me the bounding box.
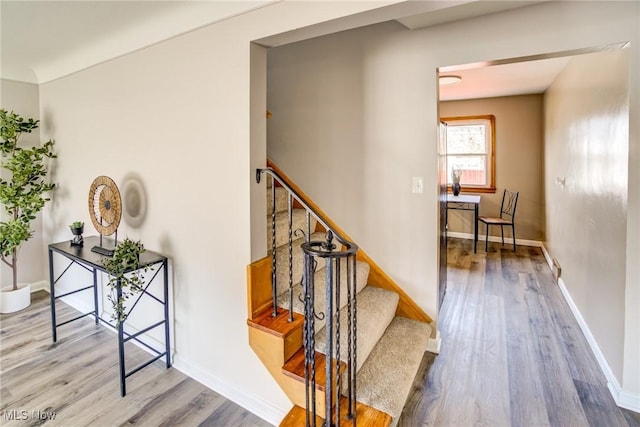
[247,306,304,339]
[282,347,346,392]
[280,397,392,427]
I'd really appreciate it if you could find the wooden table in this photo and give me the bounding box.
[446,194,481,253]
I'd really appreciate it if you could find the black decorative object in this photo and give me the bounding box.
[452,182,461,196]
[69,221,84,246]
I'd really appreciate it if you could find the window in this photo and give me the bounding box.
[442,115,496,193]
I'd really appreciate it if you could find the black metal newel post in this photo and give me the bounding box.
[301,231,358,427]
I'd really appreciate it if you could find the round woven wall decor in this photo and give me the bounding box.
[88,175,122,236]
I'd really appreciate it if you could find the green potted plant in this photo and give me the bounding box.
[69,221,84,246]
[102,238,153,325]
[0,109,56,313]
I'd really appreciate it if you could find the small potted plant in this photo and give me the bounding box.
[451,165,462,196]
[102,238,153,325]
[0,109,56,313]
[69,221,84,246]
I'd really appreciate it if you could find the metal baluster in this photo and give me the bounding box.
[351,254,358,425]
[324,254,334,426]
[335,257,341,426]
[270,179,278,317]
[346,256,353,419]
[303,251,312,427]
[288,193,294,322]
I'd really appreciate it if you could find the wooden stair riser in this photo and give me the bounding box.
[279,397,392,427]
[249,321,329,414]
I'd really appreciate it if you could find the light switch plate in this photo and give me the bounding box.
[412,176,424,194]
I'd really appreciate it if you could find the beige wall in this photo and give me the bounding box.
[544,49,629,390]
[267,1,639,409]
[0,79,45,289]
[440,95,544,241]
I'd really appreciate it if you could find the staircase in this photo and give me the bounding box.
[247,163,433,426]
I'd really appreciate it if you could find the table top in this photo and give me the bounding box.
[49,235,167,272]
[447,194,481,204]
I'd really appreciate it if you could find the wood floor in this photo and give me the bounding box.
[398,238,640,427]
[0,291,271,427]
[2,240,639,426]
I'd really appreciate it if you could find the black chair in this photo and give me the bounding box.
[478,189,519,252]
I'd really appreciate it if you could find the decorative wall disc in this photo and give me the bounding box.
[88,175,122,236]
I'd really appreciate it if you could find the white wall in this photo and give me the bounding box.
[267,0,639,408]
[0,79,46,289]
[544,48,633,404]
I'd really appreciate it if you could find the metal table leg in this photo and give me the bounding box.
[49,249,57,342]
[474,203,479,253]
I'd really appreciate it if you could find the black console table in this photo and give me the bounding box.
[48,235,170,396]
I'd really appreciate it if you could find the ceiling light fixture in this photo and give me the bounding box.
[439,75,462,85]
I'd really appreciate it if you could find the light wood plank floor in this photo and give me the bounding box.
[3,241,639,426]
[399,238,640,427]
[0,292,272,426]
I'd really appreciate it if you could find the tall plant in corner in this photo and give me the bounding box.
[0,109,56,297]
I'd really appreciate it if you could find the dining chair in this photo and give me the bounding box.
[478,189,519,252]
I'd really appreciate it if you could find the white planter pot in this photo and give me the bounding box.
[0,283,31,314]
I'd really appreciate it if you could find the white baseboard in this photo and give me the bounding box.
[172,356,286,426]
[426,328,441,354]
[447,231,543,248]
[619,389,640,413]
[539,244,554,270]
[555,276,640,413]
[30,280,50,293]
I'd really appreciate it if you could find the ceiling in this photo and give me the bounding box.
[438,56,571,101]
[1,0,566,100]
[0,0,274,83]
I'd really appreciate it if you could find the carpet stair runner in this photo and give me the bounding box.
[265,177,432,426]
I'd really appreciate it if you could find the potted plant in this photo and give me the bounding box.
[451,165,462,196]
[0,109,56,313]
[102,238,153,325]
[69,221,84,246]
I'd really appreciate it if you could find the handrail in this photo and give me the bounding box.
[256,168,353,247]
